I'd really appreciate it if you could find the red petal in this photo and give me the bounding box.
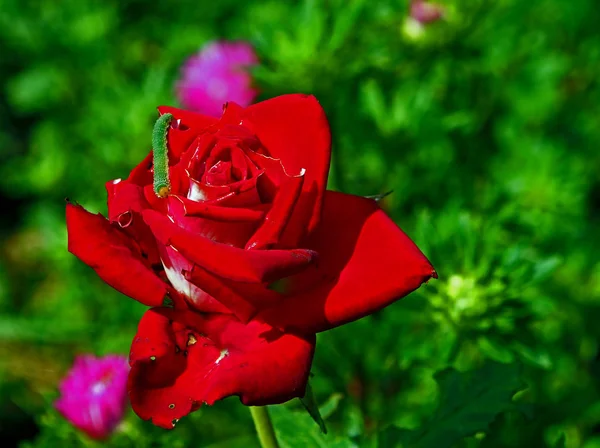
[142,210,317,283]
[245,150,291,195]
[185,265,282,322]
[245,171,304,250]
[160,245,232,314]
[105,180,148,223]
[199,316,315,407]
[128,308,315,429]
[220,101,244,124]
[172,195,267,222]
[167,195,258,247]
[157,106,219,160]
[188,177,231,201]
[168,162,193,197]
[128,309,208,428]
[179,133,217,181]
[66,204,168,306]
[127,151,154,186]
[184,266,256,323]
[242,94,331,241]
[257,191,437,333]
[143,184,169,214]
[105,179,162,266]
[129,308,178,363]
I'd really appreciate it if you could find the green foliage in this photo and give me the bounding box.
[271,402,357,448]
[300,381,329,434]
[379,361,525,448]
[20,399,258,448]
[0,0,599,447]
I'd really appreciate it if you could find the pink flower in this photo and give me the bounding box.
[410,0,444,24]
[55,354,129,440]
[176,41,259,117]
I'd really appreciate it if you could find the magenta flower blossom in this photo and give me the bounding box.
[176,41,259,117]
[55,354,129,440]
[410,0,444,24]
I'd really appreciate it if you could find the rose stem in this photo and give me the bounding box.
[249,406,280,448]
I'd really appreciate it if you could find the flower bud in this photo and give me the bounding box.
[55,354,129,440]
[176,41,259,117]
[410,0,444,25]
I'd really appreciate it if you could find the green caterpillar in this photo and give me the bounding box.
[152,113,173,198]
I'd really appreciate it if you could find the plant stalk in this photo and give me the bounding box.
[249,406,280,448]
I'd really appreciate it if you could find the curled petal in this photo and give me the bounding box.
[157,106,218,160]
[246,171,304,250]
[129,309,178,363]
[185,265,282,323]
[257,191,437,333]
[188,177,230,201]
[143,210,317,283]
[167,195,258,247]
[106,181,148,223]
[126,151,154,187]
[104,180,162,266]
[128,308,315,429]
[128,309,205,428]
[160,245,232,314]
[171,195,267,222]
[66,204,168,307]
[242,94,331,239]
[187,174,262,206]
[184,267,256,323]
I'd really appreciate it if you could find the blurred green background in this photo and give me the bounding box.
[1,0,599,446]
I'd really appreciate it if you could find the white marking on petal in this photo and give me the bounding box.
[161,256,215,308]
[162,262,195,299]
[91,382,106,395]
[215,349,229,364]
[90,402,105,433]
[188,181,207,201]
[112,178,122,185]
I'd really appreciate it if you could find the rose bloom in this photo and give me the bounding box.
[176,41,258,117]
[66,94,436,428]
[55,355,129,440]
[410,0,444,24]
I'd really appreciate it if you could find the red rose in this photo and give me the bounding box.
[66,94,436,428]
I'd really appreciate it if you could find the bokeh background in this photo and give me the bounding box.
[1,0,599,446]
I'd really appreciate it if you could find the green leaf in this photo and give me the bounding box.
[477,336,515,364]
[553,434,566,448]
[380,361,526,448]
[202,436,260,448]
[319,393,344,420]
[327,0,366,52]
[270,404,357,448]
[299,381,327,434]
[360,79,388,131]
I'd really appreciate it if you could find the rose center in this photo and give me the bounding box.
[192,144,249,187]
[204,160,235,186]
[90,370,114,396]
